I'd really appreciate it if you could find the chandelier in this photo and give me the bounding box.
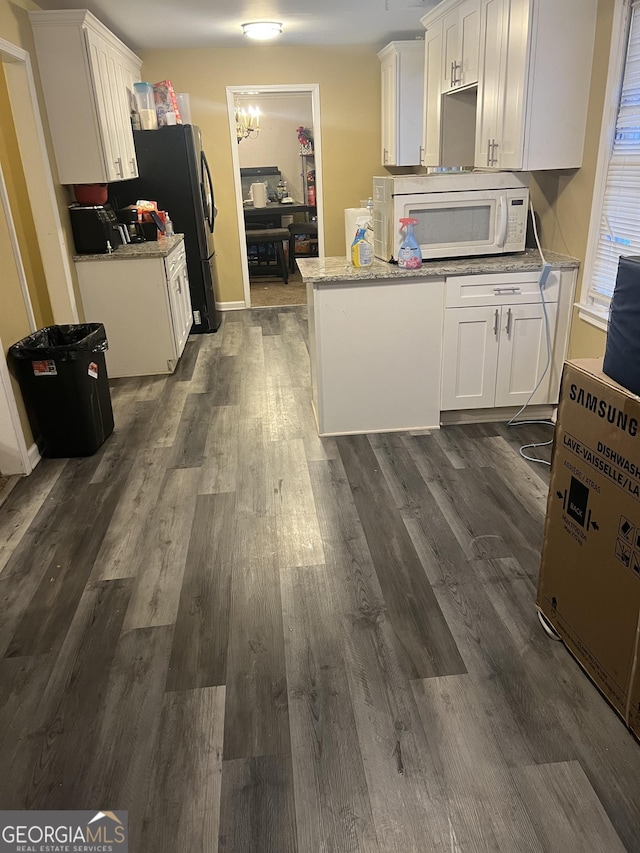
[235,105,260,143]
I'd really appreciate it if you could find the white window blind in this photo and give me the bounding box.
[589,0,640,309]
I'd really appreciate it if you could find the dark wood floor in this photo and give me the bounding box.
[1,306,639,852]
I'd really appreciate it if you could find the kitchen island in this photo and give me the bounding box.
[297,250,580,436]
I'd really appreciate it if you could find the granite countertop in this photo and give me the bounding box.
[73,234,184,262]
[297,248,580,283]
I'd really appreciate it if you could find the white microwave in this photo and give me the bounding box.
[373,171,530,263]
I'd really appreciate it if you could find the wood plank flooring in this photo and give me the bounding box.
[1,305,640,851]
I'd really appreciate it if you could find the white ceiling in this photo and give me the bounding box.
[33,0,439,51]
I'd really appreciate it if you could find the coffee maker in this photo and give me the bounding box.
[116,207,146,243]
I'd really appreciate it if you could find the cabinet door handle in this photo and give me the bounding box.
[505,307,513,336]
[493,308,499,339]
[491,140,499,166]
[176,273,182,294]
[419,145,424,165]
[493,287,521,294]
[383,148,388,164]
[487,138,492,167]
[451,61,456,87]
[115,157,124,178]
[130,157,136,174]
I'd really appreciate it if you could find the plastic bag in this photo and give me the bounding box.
[9,323,108,363]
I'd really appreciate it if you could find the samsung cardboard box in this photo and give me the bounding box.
[537,358,640,740]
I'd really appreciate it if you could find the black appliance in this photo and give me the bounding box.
[110,125,221,333]
[69,204,125,254]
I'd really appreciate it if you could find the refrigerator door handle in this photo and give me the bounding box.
[201,150,215,234]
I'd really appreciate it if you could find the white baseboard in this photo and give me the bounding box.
[27,442,41,471]
[216,301,246,312]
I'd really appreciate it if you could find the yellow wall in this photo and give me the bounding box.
[530,0,616,359]
[138,46,382,304]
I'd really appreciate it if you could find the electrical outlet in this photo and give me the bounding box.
[193,310,201,325]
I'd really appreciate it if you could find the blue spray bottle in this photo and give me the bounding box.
[398,218,422,269]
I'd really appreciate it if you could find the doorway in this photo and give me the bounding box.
[226,84,324,309]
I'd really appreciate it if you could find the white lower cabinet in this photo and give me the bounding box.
[442,300,557,409]
[441,270,561,411]
[76,241,193,378]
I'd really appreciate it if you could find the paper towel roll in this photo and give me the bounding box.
[345,208,371,256]
[250,182,268,208]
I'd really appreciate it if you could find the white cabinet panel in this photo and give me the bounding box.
[378,41,425,167]
[309,277,445,435]
[29,9,142,185]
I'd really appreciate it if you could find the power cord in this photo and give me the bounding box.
[506,201,555,466]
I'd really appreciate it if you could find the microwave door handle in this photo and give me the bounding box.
[497,196,508,247]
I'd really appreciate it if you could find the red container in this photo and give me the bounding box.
[73,183,108,205]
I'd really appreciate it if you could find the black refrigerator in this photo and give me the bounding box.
[111,125,221,333]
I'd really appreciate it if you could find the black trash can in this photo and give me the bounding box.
[8,323,114,458]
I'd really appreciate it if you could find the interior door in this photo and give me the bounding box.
[441,305,500,410]
[494,301,557,406]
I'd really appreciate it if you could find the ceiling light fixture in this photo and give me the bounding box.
[241,21,283,41]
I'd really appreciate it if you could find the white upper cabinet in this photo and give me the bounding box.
[442,0,479,92]
[475,0,598,170]
[29,9,142,185]
[422,0,597,171]
[378,41,425,167]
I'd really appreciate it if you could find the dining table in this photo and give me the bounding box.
[243,201,316,227]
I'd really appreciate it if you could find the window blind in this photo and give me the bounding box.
[589,0,640,309]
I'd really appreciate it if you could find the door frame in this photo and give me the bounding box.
[0,36,79,474]
[226,83,324,308]
[0,157,35,476]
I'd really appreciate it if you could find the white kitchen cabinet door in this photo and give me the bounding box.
[166,247,192,357]
[442,0,480,92]
[421,21,444,167]
[84,27,121,182]
[441,304,500,410]
[110,50,139,179]
[494,301,557,407]
[378,41,425,167]
[475,0,597,170]
[474,0,504,168]
[380,53,396,166]
[29,9,142,185]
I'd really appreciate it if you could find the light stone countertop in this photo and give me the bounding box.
[73,234,184,262]
[297,248,580,283]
